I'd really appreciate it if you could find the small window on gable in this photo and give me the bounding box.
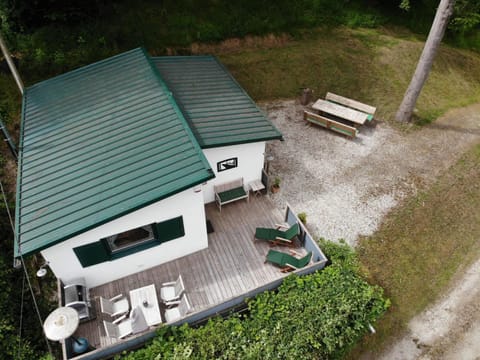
[105,225,154,253]
[217,157,238,172]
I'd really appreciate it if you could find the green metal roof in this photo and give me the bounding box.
[152,56,283,148]
[15,48,214,257]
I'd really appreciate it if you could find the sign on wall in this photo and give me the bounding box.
[217,157,238,172]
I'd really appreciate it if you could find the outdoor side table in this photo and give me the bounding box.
[250,179,265,196]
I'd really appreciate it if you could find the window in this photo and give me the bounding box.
[105,225,154,253]
[217,157,238,172]
[74,216,185,267]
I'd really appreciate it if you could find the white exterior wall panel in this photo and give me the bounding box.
[202,142,265,204]
[41,188,207,288]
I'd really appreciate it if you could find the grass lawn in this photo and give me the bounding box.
[213,27,480,124]
[3,27,480,128]
[2,24,480,357]
[348,143,480,357]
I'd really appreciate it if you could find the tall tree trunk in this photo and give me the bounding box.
[395,0,456,122]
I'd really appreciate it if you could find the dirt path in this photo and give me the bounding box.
[263,100,480,359]
[379,258,480,360]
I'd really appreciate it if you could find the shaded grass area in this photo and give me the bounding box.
[215,27,480,124]
[3,27,480,129]
[349,143,480,357]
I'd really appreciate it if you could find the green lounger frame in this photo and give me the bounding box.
[265,250,313,272]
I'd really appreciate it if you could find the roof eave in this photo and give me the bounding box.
[201,134,284,149]
[14,91,28,258]
[16,170,215,257]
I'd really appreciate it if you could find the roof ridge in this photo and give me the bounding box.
[15,48,215,257]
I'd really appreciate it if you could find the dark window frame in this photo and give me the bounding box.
[74,216,185,267]
[217,157,238,172]
[104,224,155,254]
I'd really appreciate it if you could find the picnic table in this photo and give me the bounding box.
[312,99,369,125]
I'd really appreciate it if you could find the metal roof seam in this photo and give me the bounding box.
[20,163,212,241]
[15,48,215,257]
[22,108,181,166]
[153,55,282,148]
[21,154,203,224]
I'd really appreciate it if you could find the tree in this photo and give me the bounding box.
[450,0,480,33]
[395,0,456,122]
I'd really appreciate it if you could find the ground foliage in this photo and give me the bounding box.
[0,1,476,358]
[0,0,479,127]
[350,143,480,357]
[119,240,389,360]
[0,157,58,359]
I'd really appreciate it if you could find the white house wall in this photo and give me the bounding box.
[202,142,265,203]
[41,188,207,288]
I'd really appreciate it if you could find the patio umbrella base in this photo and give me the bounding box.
[72,337,89,354]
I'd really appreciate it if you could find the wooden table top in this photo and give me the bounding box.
[312,99,369,125]
[129,284,162,326]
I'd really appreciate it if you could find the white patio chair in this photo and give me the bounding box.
[164,293,192,323]
[160,275,185,305]
[103,316,132,340]
[99,294,129,318]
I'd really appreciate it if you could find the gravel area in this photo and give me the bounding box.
[261,99,480,359]
[261,99,480,246]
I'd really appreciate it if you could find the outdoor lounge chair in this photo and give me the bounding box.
[160,275,185,305]
[254,223,300,247]
[99,294,129,318]
[265,250,312,273]
[103,306,150,340]
[164,293,192,323]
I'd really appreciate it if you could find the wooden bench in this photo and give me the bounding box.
[303,110,358,139]
[325,92,376,122]
[214,178,249,211]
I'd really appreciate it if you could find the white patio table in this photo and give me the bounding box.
[129,284,162,326]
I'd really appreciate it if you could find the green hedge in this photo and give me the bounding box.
[119,240,389,359]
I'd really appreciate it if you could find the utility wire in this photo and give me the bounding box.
[18,254,53,357]
[0,178,53,357]
[0,177,14,231]
[17,273,25,359]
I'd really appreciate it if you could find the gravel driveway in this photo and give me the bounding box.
[262,100,480,246]
[262,99,480,359]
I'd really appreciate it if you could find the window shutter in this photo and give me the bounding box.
[153,216,185,243]
[73,240,111,267]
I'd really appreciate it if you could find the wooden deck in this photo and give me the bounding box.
[72,196,305,354]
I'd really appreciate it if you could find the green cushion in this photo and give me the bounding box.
[218,187,247,203]
[255,227,278,240]
[283,223,300,239]
[293,251,312,268]
[266,249,289,266]
[266,250,312,269]
[255,223,299,241]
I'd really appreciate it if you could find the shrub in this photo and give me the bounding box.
[298,212,307,224]
[120,240,389,359]
[273,177,281,187]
